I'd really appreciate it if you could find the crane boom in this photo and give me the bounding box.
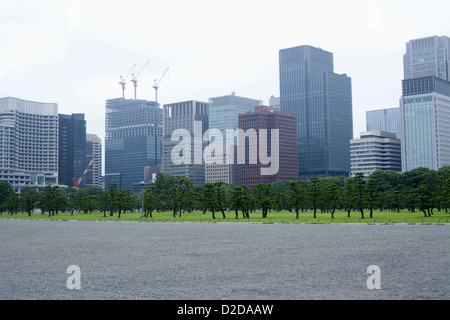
[152,67,169,103]
[131,60,150,99]
[118,64,136,99]
[72,155,96,189]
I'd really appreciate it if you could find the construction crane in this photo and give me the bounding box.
[152,67,169,104]
[130,59,150,100]
[118,64,136,99]
[72,155,96,189]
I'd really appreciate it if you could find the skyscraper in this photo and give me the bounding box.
[0,97,58,192]
[238,106,298,187]
[162,100,209,186]
[400,76,450,171]
[366,107,401,138]
[205,92,261,185]
[400,35,450,172]
[105,98,162,190]
[403,35,450,81]
[58,113,86,187]
[279,45,353,179]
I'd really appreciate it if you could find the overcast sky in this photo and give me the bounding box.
[1,0,449,151]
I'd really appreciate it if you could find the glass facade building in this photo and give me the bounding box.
[279,45,353,179]
[162,100,209,186]
[206,93,261,185]
[403,35,450,81]
[366,107,401,138]
[401,35,450,172]
[208,93,262,139]
[105,98,162,190]
[400,76,450,171]
[58,113,86,187]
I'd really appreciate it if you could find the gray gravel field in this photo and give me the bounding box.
[0,219,448,300]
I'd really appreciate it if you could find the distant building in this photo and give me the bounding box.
[58,113,86,187]
[366,107,401,138]
[400,35,450,172]
[269,96,280,108]
[238,106,298,187]
[400,76,450,171]
[205,93,261,185]
[162,100,209,186]
[105,98,162,190]
[403,35,450,81]
[0,97,58,192]
[350,131,402,177]
[85,133,102,188]
[143,165,160,184]
[279,45,353,179]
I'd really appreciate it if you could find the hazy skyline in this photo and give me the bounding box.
[1,0,449,156]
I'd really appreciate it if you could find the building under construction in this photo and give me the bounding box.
[105,98,162,190]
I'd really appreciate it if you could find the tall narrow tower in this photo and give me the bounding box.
[279,45,353,179]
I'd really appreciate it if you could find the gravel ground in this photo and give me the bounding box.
[0,219,448,300]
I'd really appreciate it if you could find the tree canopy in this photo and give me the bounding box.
[1,166,449,219]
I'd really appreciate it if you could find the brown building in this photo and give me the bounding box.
[238,106,298,187]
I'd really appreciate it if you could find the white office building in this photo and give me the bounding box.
[0,97,59,192]
[350,131,402,177]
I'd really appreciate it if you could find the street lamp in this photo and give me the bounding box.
[140,179,145,219]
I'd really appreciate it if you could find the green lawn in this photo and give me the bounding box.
[1,209,449,223]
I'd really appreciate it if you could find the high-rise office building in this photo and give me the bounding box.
[0,97,58,192]
[58,113,86,187]
[238,106,298,187]
[105,98,162,190]
[350,131,402,177]
[279,45,353,179]
[85,133,102,188]
[400,76,450,171]
[205,92,261,185]
[162,100,209,186]
[366,107,401,138]
[403,35,450,81]
[400,35,450,172]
